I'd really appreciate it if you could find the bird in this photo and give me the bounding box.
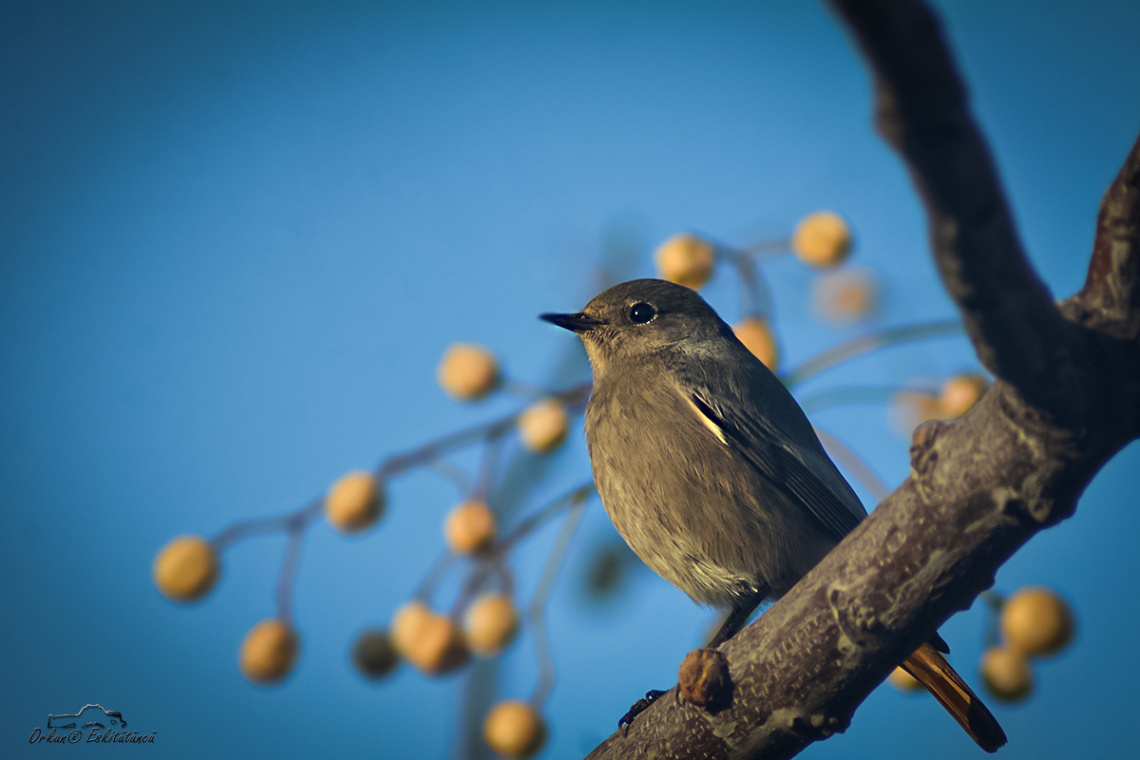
[541,278,1006,752]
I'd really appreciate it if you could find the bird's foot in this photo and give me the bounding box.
[618,689,668,735]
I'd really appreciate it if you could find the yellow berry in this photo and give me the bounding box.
[887,666,924,693]
[654,234,715,290]
[437,343,501,401]
[733,317,780,370]
[409,616,469,675]
[939,373,990,419]
[792,211,853,268]
[1001,587,1075,657]
[464,594,520,656]
[325,470,384,533]
[811,267,877,323]
[484,700,546,758]
[391,602,469,675]
[153,535,220,602]
[444,499,496,555]
[980,647,1033,703]
[352,629,400,680]
[240,619,300,684]
[889,390,943,437]
[391,601,435,656]
[518,399,570,454]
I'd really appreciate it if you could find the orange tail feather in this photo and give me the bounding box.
[901,642,1007,752]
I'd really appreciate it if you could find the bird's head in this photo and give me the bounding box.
[541,278,734,377]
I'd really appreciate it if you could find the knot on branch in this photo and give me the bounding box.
[788,710,850,742]
[679,647,734,714]
[996,489,1064,528]
[828,585,890,649]
[908,419,947,501]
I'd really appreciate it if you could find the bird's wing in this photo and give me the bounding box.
[684,386,867,542]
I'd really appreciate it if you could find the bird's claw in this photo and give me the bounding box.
[618,689,668,735]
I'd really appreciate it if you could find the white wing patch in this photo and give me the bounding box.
[682,392,729,446]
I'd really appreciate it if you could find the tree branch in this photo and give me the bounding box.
[586,378,1131,760]
[1080,131,1140,338]
[586,1,1140,757]
[828,0,1072,405]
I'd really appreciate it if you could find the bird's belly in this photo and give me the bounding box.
[589,409,833,608]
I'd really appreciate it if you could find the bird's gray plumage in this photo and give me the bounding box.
[544,278,866,609]
[540,278,1001,749]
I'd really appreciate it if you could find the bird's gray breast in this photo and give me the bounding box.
[585,365,833,608]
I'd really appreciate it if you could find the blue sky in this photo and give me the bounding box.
[2,1,1138,758]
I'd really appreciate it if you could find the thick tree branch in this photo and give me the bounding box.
[586,1,1140,758]
[828,0,1072,406]
[586,379,1128,760]
[1080,131,1140,338]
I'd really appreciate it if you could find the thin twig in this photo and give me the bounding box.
[719,248,774,318]
[377,382,591,480]
[497,481,597,553]
[274,530,306,622]
[799,384,936,415]
[781,320,963,388]
[210,498,322,549]
[813,426,892,504]
[429,459,473,495]
[414,549,458,602]
[528,501,588,709]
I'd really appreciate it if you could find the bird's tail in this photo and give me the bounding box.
[901,642,1007,753]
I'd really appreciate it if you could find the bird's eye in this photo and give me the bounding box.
[629,302,657,324]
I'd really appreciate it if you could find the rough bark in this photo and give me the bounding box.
[585,1,1140,758]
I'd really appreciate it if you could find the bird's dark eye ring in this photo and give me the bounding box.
[629,302,657,324]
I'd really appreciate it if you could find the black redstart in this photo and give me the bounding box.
[542,278,1005,752]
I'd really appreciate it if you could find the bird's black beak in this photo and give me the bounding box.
[540,311,603,333]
